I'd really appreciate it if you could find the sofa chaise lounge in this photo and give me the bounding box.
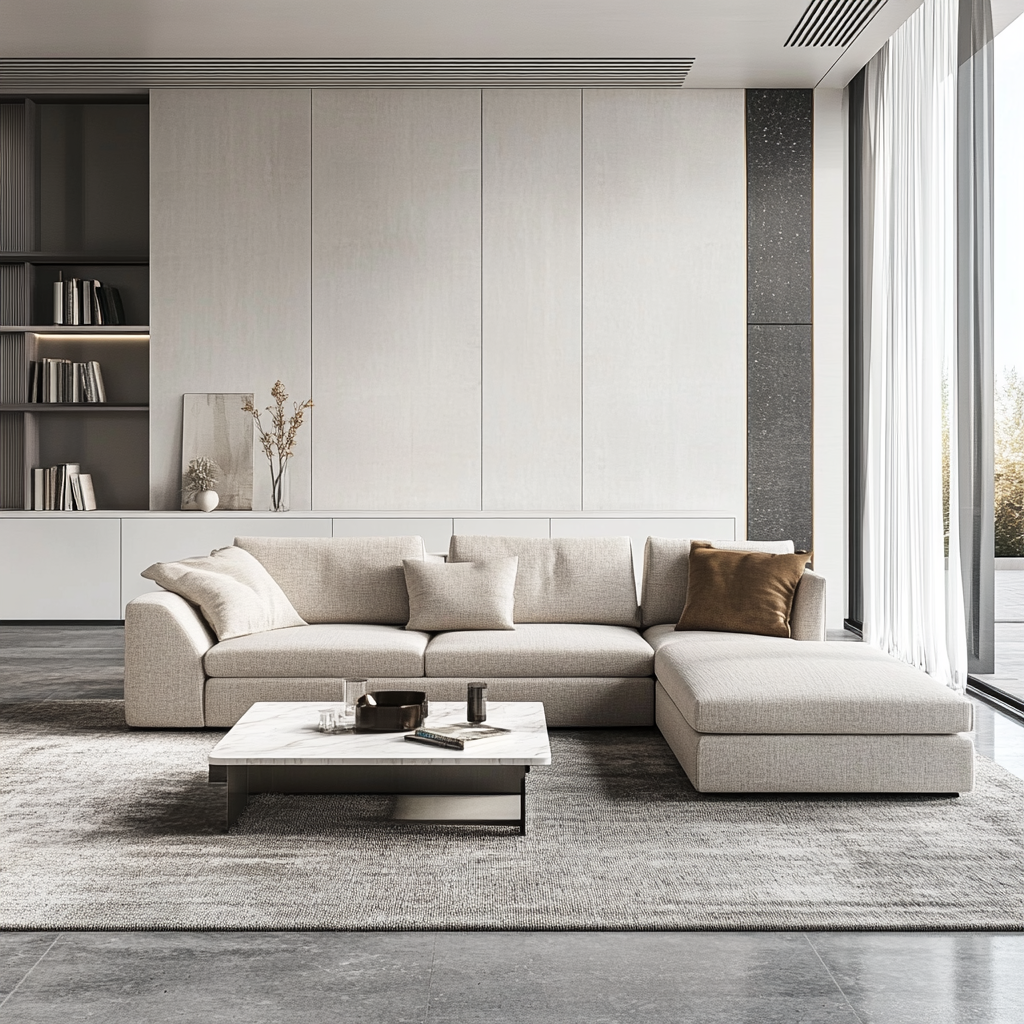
[124,533,975,793]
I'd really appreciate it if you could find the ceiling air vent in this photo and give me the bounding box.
[0,57,696,90]
[785,0,888,47]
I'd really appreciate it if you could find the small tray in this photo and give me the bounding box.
[355,691,428,732]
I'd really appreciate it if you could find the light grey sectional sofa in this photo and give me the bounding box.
[124,533,976,794]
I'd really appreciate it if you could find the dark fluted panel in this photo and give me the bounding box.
[746,90,813,325]
[1,103,31,252]
[0,263,28,324]
[747,325,813,552]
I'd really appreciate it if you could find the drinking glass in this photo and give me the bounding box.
[342,678,368,725]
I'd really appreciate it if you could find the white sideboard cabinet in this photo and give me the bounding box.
[0,517,122,619]
[0,511,738,620]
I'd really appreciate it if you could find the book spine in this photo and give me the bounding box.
[69,473,83,511]
[78,473,97,511]
[70,279,80,326]
[409,731,466,750]
[72,363,81,403]
[32,468,43,511]
[81,280,92,325]
[53,272,65,325]
[108,286,125,325]
[90,361,106,403]
[92,281,105,325]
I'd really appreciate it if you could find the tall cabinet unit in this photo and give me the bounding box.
[0,97,150,511]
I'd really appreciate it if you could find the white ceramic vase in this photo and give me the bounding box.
[195,490,219,513]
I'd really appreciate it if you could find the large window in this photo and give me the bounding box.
[991,13,1024,700]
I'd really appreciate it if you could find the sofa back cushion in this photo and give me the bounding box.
[641,537,795,628]
[234,536,424,624]
[447,535,639,626]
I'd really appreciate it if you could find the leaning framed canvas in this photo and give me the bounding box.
[180,393,254,510]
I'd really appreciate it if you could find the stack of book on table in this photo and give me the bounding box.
[27,359,107,403]
[32,464,97,511]
[52,273,126,326]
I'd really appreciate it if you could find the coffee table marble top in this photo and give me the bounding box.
[209,700,551,767]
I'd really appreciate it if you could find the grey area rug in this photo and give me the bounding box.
[2,700,1023,931]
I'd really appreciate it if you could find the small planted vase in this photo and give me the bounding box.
[195,490,219,513]
[269,459,290,513]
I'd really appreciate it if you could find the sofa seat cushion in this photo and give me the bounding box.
[204,624,430,678]
[654,631,974,735]
[425,623,654,678]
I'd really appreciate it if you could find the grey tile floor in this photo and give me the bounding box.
[2,624,1024,1023]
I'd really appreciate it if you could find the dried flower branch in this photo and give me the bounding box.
[242,381,313,511]
[183,456,218,501]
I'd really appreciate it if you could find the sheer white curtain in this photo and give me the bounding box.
[861,0,968,690]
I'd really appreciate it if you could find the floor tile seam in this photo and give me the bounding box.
[0,934,60,1015]
[423,932,438,1024]
[802,933,866,1024]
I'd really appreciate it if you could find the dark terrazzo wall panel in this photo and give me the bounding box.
[747,325,813,551]
[746,89,813,551]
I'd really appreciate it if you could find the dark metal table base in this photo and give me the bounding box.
[216,763,530,834]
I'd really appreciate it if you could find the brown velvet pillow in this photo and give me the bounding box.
[675,542,811,638]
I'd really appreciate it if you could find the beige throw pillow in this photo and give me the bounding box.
[141,545,307,641]
[403,557,518,631]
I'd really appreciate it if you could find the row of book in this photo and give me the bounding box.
[27,359,107,404]
[52,273,126,326]
[32,464,98,511]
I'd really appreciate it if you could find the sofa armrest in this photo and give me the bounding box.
[791,569,826,641]
[124,591,214,727]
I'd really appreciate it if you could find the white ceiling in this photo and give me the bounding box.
[2,0,1022,89]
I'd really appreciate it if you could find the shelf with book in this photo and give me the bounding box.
[0,95,150,511]
[0,404,148,413]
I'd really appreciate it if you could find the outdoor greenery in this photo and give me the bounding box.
[941,369,1024,557]
[995,368,1024,557]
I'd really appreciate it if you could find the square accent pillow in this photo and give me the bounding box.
[675,542,811,639]
[141,545,307,641]
[403,557,518,631]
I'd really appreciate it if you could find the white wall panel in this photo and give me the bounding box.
[150,89,313,511]
[0,518,120,619]
[813,89,847,628]
[482,90,583,511]
[312,90,481,511]
[331,517,454,554]
[552,516,736,597]
[121,516,331,613]
[582,90,747,515]
[452,518,550,538]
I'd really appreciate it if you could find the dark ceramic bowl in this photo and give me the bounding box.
[354,691,428,732]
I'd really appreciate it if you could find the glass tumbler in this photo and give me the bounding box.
[342,678,368,726]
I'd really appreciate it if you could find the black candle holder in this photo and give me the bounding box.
[467,683,487,723]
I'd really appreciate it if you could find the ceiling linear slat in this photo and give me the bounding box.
[791,0,846,47]
[0,57,695,89]
[785,0,888,47]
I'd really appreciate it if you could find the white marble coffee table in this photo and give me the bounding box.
[208,700,551,833]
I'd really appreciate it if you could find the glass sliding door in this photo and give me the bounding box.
[983,12,1024,704]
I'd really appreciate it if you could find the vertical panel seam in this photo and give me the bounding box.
[480,89,484,513]
[309,88,315,512]
[580,88,585,513]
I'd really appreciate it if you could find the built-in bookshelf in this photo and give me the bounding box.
[0,96,149,510]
